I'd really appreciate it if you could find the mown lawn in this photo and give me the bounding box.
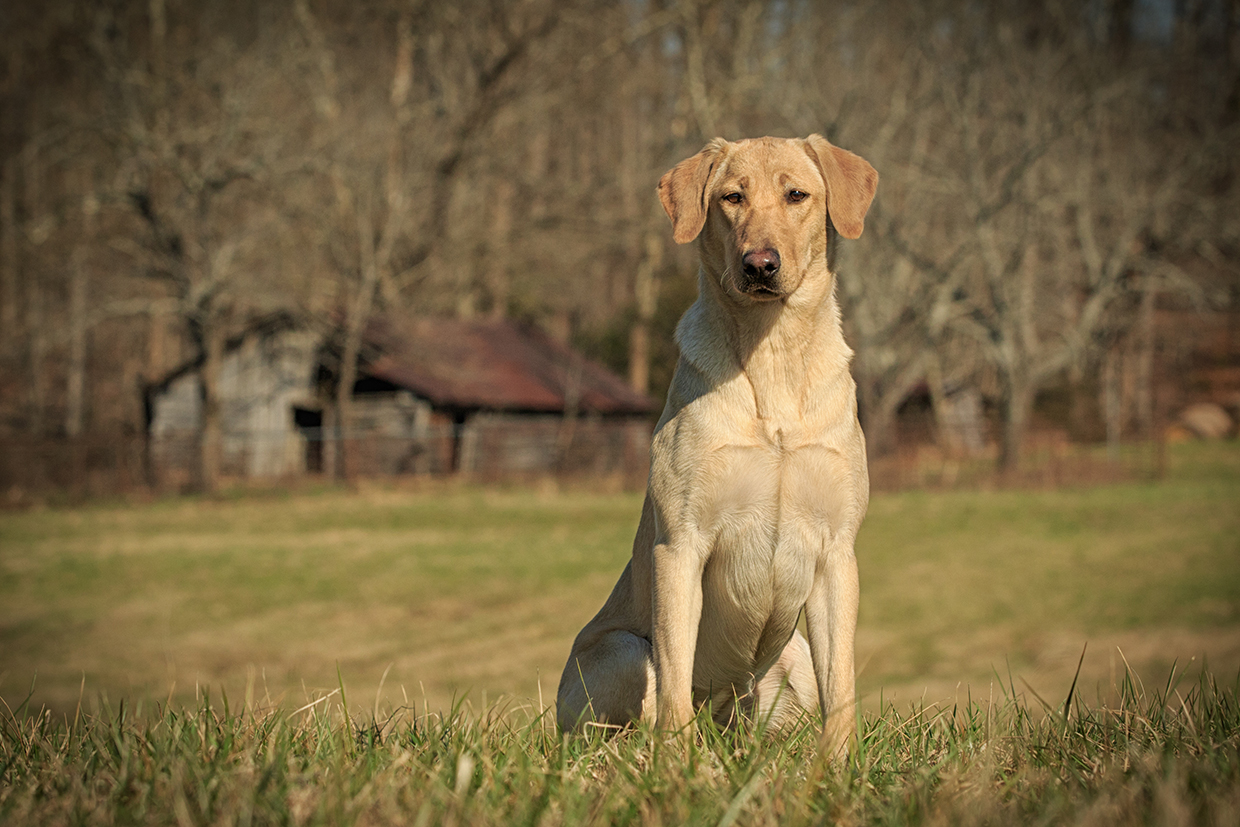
[1,442,1239,825]
[0,442,1238,720]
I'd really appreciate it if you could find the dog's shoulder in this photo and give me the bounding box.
[673,298,735,383]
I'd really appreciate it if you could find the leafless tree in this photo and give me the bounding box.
[2,0,1235,489]
[292,0,569,480]
[91,0,315,491]
[923,3,1207,471]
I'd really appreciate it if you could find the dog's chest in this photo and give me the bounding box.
[693,424,851,604]
[683,429,852,681]
[695,416,850,538]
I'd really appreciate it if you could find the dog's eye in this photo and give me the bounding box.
[722,192,744,205]
[787,190,808,203]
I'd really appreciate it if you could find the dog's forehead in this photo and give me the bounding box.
[717,138,820,188]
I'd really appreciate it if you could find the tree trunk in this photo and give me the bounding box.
[66,192,97,439]
[333,212,382,483]
[485,178,514,319]
[1102,345,1122,460]
[333,326,362,482]
[1135,286,1156,439]
[998,377,1034,474]
[0,157,16,342]
[27,278,47,435]
[65,257,88,438]
[198,319,225,493]
[23,139,47,434]
[628,231,662,394]
[321,404,338,480]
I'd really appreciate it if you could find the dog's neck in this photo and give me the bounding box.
[677,264,854,422]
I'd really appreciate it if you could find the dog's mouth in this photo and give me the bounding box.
[742,283,785,301]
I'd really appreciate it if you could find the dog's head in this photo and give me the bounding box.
[658,135,877,303]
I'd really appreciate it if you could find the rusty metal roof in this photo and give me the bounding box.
[361,317,657,416]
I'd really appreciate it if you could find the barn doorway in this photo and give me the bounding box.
[293,407,323,474]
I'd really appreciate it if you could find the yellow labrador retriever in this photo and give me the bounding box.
[557,135,877,754]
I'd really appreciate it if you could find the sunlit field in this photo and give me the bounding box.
[2,441,1237,721]
[1,442,1238,824]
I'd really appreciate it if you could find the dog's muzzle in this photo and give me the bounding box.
[740,248,784,297]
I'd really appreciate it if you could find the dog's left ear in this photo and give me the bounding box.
[804,134,878,239]
[658,138,729,244]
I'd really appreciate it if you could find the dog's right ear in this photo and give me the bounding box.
[658,139,728,244]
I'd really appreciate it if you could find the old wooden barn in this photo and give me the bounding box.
[148,317,656,486]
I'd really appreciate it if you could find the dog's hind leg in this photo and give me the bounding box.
[752,631,819,734]
[556,630,656,732]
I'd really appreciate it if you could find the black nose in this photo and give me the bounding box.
[742,248,781,279]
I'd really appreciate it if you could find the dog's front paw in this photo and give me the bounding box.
[819,710,857,761]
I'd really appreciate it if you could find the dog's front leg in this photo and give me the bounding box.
[651,539,706,731]
[804,538,860,758]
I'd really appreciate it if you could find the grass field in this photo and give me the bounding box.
[2,442,1237,720]
[1,441,1238,823]
[2,668,1237,825]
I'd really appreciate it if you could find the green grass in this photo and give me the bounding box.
[2,665,1237,825]
[0,485,644,715]
[1,443,1238,720]
[856,448,1240,702]
[0,441,1238,823]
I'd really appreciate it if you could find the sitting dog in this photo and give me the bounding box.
[557,135,877,755]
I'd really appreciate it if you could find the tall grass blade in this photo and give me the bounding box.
[1064,642,1088,722]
